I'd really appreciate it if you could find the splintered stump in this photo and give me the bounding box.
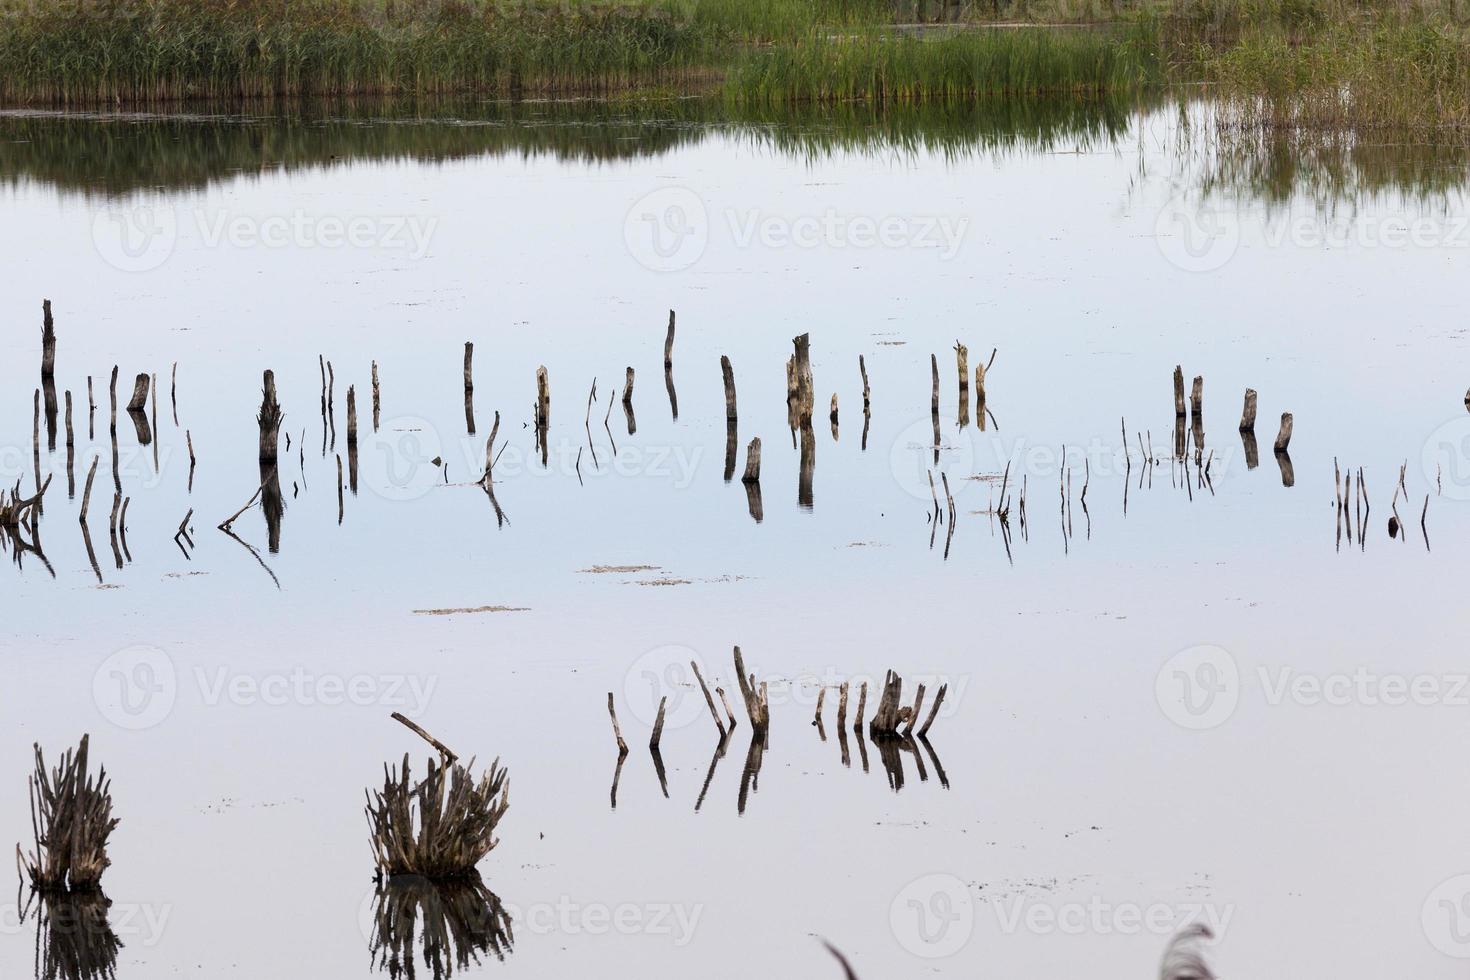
[1173,365,1186,417]
[733,646,769,734]
[258,370,283,463]
[41,298,56,378]
[126,373,149,413]
[1274,412,1293,453]
[742,437,762,484]
[792,333,814,425]
[1190,376,1203,420]
[366,749,509,880]
[1239,388,1258,431]
[21,734,117,891]
[721,355,737,421]
[346,385,358,446]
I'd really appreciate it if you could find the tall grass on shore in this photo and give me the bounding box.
[0,0,720,105]
[724,24,1160,105]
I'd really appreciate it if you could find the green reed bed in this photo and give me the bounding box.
[0,0,721,105]
[724,24,1160,105]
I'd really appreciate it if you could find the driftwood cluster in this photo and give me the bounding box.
[20,735,117,893]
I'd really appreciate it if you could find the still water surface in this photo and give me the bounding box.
[1,98,1468,979]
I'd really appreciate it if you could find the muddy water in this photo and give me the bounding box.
[2,101,1469,979]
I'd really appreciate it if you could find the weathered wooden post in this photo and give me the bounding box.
[258,370,283,463]
[346,385,358,446]
[1173,366,1186,417]
[371,360,380,432]
[859,355,871,413]
[792,334,814,425]
[40,299,55,378]
[955,342,969,426]
[463,342,475,435]
[1239,388,1257,431]
[742,437,762,484]
[1190,375,1203,420]
[721,355,737,421]
[664,310,678,421]
[1273,412,1293,453]
[126,373,149,412]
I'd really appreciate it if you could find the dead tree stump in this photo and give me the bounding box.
[258,370,283,463]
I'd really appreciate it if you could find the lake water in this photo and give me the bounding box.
[2,98,1470,979]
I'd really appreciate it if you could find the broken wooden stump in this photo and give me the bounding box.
[366,721,508,880]
[126,373,149,413]
[692,661,727,740]
[1239,388,1257,431]
[1273,412,1293,453]
[649,697,668,751]
[792,334,814,426]
[346,385,358,446]
[721,355,737,422]
[20,734,117,891]
[741,437,762,484]
[607,693,628,757]
[1173,365,1186,417]
[40,298,56,379]
[463,342,475,435]
[258,370,283,463]
[371,360,381,431]
[732,646,769,734]
[955,342,969,426]
[1190,375,1203,421]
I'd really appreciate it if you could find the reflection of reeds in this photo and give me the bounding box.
[21,735,118,892]
[366,755,509,879]
[25,889,122,980]
[369,873,513,980]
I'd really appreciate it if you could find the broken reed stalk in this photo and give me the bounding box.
[829,393,838,425]
[717,688,738,732]
[721,355,737,422]
[463,342,475,435]
[480,411,501,484]
[663,310,676,370]
[1274,412,1293,453]
[606,693,629,756]
[649,697,668,751]
[126,374,149,413]
[371,360,381,431]
[21,734,117,892]
[853,682,867,732]
[40,298,56,378]
[1239,388,1257,431]
[732,646,769,733]
[622,367,635,408]
[365,751,509,880]
[859,355,871,413]
[258,370,283,463]
[1173,365,1185,417]
[1189,376,1203,421]
[814,686,826,725]
[741,437,762,484]
[837,681,850,729]
[692,661,727,739]
[107,367,118,434]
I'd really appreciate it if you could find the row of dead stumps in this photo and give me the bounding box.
[604,648,950,815]
[16,718,515,980]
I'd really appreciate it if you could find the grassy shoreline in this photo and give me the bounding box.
[1,0,1468,130]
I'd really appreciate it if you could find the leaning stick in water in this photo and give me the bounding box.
[390,711,458,765]
[607,693,629,757]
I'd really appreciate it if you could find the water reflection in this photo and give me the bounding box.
[368,873,513,980]
[21,889,121,980]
